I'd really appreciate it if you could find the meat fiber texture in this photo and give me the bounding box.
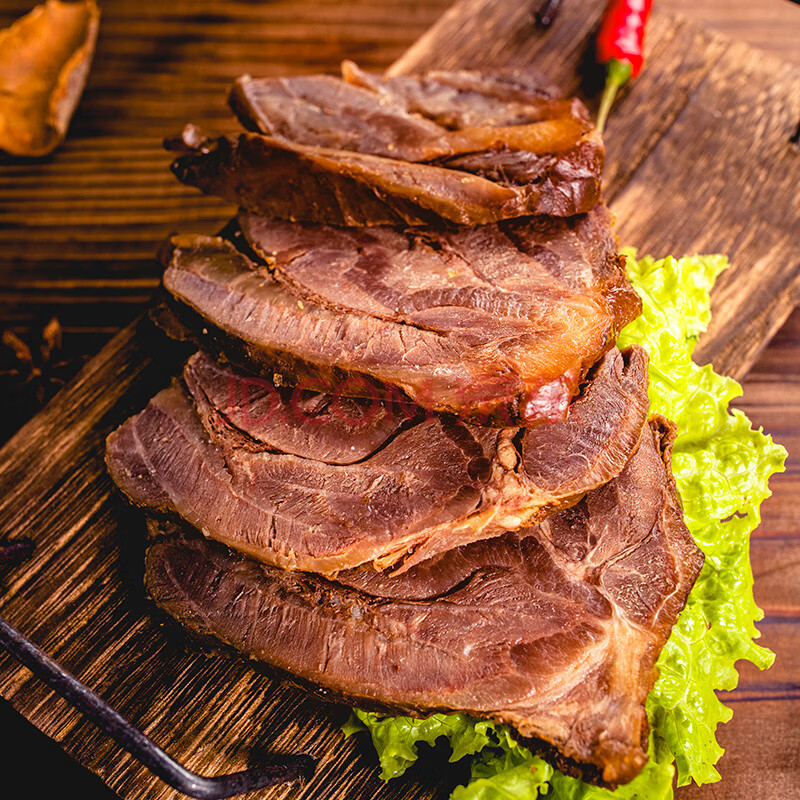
[144,418,703,787]
[167,63,604,225]
[156,205,641,427]
[105,345,649,576]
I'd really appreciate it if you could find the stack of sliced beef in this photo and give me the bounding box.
[106,63,703,788]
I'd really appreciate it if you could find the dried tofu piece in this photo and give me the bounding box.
[0,0,100,156]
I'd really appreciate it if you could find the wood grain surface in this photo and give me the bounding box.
[0,1,798,799]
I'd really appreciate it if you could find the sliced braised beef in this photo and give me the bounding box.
[105,59,704,793]
[144,418,703,787]
[223,62,604,224]
[158,205,641,426]
[229,64,591,162]
[105,346,649,576]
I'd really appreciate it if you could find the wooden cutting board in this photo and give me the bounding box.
[0,1,798,798]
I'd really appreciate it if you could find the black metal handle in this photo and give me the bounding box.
[0,616,316,799]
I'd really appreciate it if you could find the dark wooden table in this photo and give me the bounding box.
[0,1,798,798]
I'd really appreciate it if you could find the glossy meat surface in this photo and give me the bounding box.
[159,205,640,426]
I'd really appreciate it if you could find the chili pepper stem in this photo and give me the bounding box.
[595,80,619,134]
[595,58,633,134]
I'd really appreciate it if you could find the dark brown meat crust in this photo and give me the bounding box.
[105,345,649,575]
[168,125,602,226]
[143,418,703,787]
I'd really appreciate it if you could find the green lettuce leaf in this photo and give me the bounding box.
[344,710,498,780]
[344,709,553,799]
[618,250,784,786]
[345,252,787,798]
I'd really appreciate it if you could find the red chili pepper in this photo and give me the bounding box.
[595,0,653,133]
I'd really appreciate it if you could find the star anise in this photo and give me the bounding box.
[0,317,87,445]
